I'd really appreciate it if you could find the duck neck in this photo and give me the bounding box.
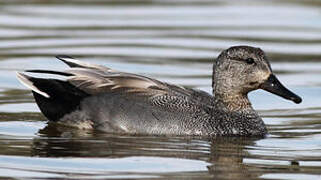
[213,92,253,112]
[212,70,254,112]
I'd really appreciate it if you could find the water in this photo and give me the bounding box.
[0,0,321,179]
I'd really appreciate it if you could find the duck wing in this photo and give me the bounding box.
[59,56,213,105]
[23,55,188,98]
[65,68,169,96]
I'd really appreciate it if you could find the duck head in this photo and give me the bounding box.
[212,46,302,104]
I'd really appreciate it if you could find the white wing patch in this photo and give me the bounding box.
[57,55,112,72]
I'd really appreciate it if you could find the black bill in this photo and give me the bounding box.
[260,74,302,104]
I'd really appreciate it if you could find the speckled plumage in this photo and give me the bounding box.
[16,46,302,136]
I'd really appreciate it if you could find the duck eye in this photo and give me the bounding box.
[246,58,255,64]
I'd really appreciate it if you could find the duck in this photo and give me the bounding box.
[16,46,302,136]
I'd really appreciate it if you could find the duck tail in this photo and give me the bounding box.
[16,72,89,121]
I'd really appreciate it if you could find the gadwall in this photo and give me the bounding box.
[16,46,302,136]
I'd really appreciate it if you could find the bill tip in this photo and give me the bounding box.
[293,97,302,104]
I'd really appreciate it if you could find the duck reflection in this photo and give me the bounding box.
[32,124,262,179]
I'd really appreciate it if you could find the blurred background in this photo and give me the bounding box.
[0,0,321,179]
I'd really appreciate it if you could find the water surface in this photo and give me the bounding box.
[0,0,321,179]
